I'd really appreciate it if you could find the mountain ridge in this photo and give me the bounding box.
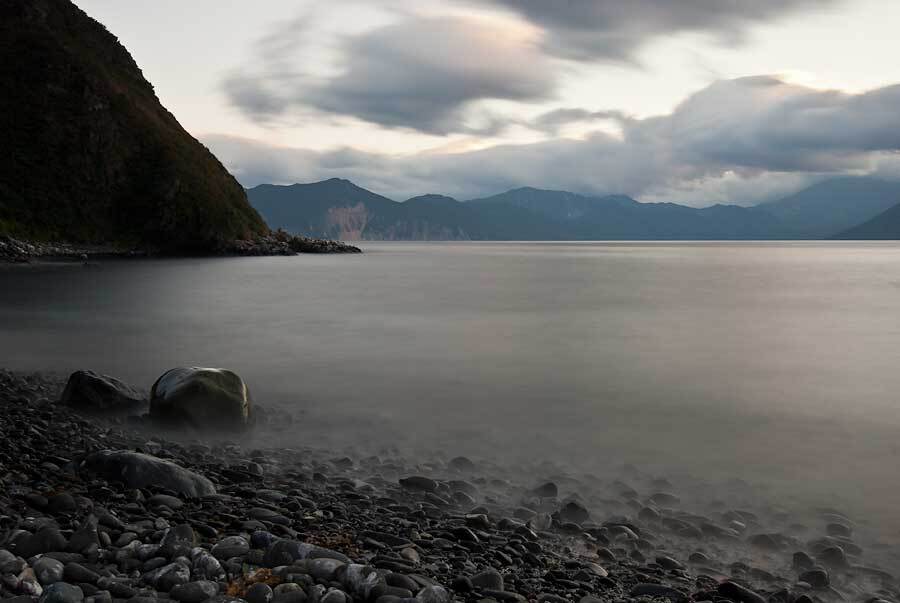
[833,201,900,239]
[247,176,900,241]
[759,176,900,238]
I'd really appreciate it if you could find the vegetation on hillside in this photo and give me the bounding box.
[0,0,268,251]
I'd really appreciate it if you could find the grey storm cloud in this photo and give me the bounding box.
[479,0,842,62]
[652,76,900,172]
[223,1,842,133]
[224,15,555,135]
[207,76,900,204]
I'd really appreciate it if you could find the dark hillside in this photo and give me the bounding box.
[0,0,267,251]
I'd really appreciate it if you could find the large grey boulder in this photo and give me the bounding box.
[150,367,251,429]
[60,370,145,412]
[82,450,215,497]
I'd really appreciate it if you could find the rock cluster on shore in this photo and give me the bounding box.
[0,236,143,263]
[0,369,897,603]
[223,232,361,256]
[0,233,359,263]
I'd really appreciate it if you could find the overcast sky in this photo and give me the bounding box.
[75,0,900,204]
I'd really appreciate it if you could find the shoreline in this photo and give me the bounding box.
[0,369,896,603]
[0,234,361,264]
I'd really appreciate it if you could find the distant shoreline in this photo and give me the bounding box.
[0,233,361,264]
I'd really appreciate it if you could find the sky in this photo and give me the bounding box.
[74,0,900,205]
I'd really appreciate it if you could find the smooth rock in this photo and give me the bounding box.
[399,477,438,492]
[307,558,345,582]
[60,371,144,412]
[245,584,273,603]
[14,529,68,559]
[32,558,64,585]
[38,583,83,603]
[416,586,450,603]
[320,590,346,603]
[211,536,249,560]
[63,563,99,585]
[470,570,503,591]
[159,525,196,559]
[146,562,190,591]
[82,450,215,498]
[170,580,219,603]
[817,546,848,568]
[799,568,829,588]
[66,517,99,555]
[150,367,252,430]
[656,555,684,570]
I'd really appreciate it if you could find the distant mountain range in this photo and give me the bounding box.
[833,202,900,239]
[247,176,900,241]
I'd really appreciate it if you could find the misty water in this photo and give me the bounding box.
[2,241,899,533]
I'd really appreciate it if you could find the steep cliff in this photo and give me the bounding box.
[0,0,267,251]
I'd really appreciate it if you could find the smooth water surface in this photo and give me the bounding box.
[2,242,899,524]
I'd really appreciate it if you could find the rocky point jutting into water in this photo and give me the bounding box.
[0,232,359,264]
[0,368,896,603]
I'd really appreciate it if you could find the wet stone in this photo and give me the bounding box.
[246,583,274,603]
[170,580,219,603]
[799,568,829,588]
[470,570,503,591]
[38,583,83,603]
[32,558,64,585]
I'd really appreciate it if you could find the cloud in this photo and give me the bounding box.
[224,14,555,134]
[532,108,633,134]
[479,0,842,62]
[222,1,844,134]
[207,76,900,205]
[655,76,900,171]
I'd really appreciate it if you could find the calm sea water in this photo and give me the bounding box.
[2,242,899,523]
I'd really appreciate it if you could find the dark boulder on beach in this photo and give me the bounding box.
[150,367,251,430]
[82,449,216,497]
[60,370,145,412]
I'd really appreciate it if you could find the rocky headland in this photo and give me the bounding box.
[0,368,896,603]
[1,1,361,260]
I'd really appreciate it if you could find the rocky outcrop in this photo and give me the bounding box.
[149,367,252,430]
[0,236,142,263]
[0,233,360,263]
[225,231,361,255]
